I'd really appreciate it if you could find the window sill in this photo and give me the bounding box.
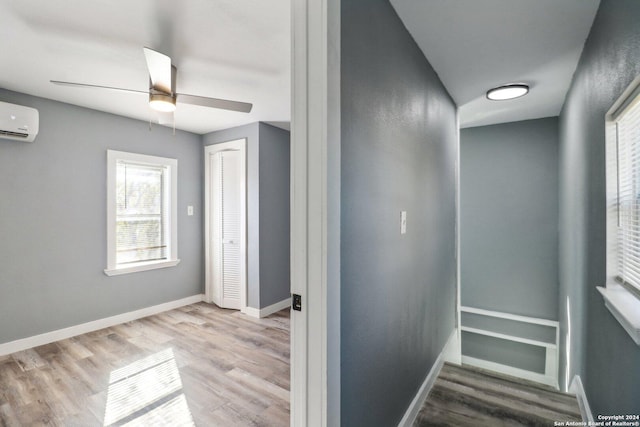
[597,285,640,346]
[104,259,181,276]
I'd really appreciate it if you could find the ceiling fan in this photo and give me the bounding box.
[51,47,252,124]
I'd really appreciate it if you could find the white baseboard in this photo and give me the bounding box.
[398,328,457,427]
[242,298,291,319]
[461,355,559,389]
[569,375,593,423]
[0,294,205,356]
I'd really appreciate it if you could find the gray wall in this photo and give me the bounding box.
[460,118,559,321]
[203,122,290,309]
[462,332,546,374]
[341,0,458,424]
[558,0,640,413]
[257,123,291,307]
[0,88,203,344]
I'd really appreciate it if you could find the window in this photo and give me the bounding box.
[105,150,179,276]
[602,76,640,345]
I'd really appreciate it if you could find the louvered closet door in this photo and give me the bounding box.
[217,150,242,309]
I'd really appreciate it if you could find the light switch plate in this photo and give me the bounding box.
[187,205,194,216]
[400,211,407,234]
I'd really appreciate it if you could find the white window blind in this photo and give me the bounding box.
[115,162,167,265]
[614,91,640,294]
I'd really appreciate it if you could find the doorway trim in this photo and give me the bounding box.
[204,139,247,312]
[291,0,341,424]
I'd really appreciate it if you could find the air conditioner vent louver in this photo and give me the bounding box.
[0,130,29,138]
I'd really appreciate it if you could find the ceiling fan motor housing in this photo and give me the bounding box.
[149,92,176,112]
[148,65,177,111]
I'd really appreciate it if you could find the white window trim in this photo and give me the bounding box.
[597,286,640,345]
[104,150,180,276]
[602,75,640,346]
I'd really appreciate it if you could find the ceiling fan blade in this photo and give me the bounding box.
[50,80,147,94]
[177,93,253,113]
[143,47,173,93]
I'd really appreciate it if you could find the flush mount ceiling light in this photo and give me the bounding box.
[486,84,529,101]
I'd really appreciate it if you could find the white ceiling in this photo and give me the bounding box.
[391,0,601,128]
[0,0,290,135]
[0,1,601,133]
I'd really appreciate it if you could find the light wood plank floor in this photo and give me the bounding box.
[415,363,582,426]
[0,302,290,426]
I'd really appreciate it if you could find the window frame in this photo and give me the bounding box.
[104,150,180,276]
[601,75,640,346]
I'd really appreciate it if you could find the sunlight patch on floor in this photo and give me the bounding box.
[103,348,194,426]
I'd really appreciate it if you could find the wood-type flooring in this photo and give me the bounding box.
[0,302,290,426]
[415,363,582,426]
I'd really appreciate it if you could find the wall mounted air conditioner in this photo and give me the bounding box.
[0,101,39,142]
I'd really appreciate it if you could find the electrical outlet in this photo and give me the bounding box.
[401,211,407,234]
[187,205,194,216]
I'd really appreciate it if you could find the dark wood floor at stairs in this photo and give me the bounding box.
[415,363,582,427]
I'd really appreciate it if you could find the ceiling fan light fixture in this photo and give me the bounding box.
[149,93,176,112]
[486,84,529,101]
